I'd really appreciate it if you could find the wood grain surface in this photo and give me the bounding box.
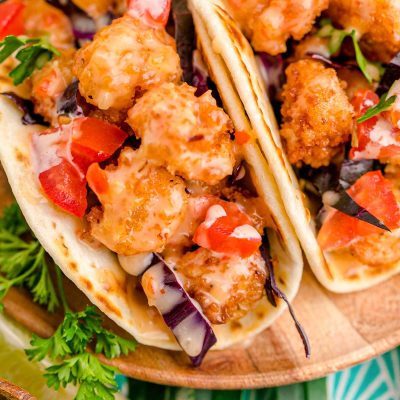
[0,378,35,400]
[1,166,400,389]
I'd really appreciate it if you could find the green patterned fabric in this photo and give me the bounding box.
[123,348,400,400]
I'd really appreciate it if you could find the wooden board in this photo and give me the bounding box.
[1,167,400,389]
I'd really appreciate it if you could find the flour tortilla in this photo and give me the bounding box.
[0,0,303,351]
[190,0,400,292]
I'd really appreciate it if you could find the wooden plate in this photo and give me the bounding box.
[0,378,35,400]
[1,165,400,389]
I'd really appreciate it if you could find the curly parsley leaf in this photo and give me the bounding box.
[0,203,59,311]
[0,35,60,85]
[44,353,118,398]
[318,20,382,83]
[26,305,137,400]
[357,92,397,123]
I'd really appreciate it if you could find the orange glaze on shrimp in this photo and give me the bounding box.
[170,248,267,324]
[87,148,188,255]
[280,59,354,167]
[24,0,74,49]
[225,0,328,55]
[328,0,400,63]
[73,14,182,111]
[127,83,235,185]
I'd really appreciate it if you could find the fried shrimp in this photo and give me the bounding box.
[24,0,74,49]
[127,83,235,184]
[73,15,181,111]
[87,148,188,256]
[31,49,76,125]
[349,231,400,266]
[328,0,400,63]
[280,59,354,167]
[172,248,267,324]
[226,0,328,55]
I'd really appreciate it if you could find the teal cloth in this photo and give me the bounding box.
[121,348,400,400]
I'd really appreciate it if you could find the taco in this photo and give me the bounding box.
[0,0,305,365]
[219,0,400,292]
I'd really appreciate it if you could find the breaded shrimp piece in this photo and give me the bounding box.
[292,35,330,61]
[24,0,74,49]
[280,60,354,167]
[127,83,235,184]
[73,15,182,111]
[328,0,400,63]
[87,148,188,255]
[226,0,328,55]
[171,248,267,324]
[349,231,400,266]
[31,49,76,125]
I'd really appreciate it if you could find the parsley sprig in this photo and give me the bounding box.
[26,305,136,399]
[0,35,60,85]
[0,202,137,399]
[318,19,383,83]
[0,204,59,311]
[357,92,397,123]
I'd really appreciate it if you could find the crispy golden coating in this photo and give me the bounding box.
[31,49,75,125]
[24,0,74,49]
[88,148,188,256]
[280,60,353,167]
[226,0,328,55]
[328,0,400,63]
[73,15,181,110]
[349,232,400,266]
[127,83,235,184]
[173,248,267,324]
[293,35,330,61]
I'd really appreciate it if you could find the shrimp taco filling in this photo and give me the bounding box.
[226,0,400,279]
[0,0,307,364]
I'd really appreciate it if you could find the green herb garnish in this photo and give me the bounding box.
[0,35,60,85]
[0,203,59,311]
[0,202,137,399]
[357,93,397,123]
[26,305,136,399]
[318,20,382,83]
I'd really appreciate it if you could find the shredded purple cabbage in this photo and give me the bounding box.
[377,53,400,96]
[260,234,311,358]
[1,92,48,126]
[307,53,357,71]
[301,161,388,230]
[331,190,390,231]
[144,254,217,366]
[192,66,209,97]
[57,80,84,118]
[257,53,284,101]
[172,0,195,84]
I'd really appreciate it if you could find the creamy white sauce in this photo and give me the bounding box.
[173,312,205,357]
[118,252,153,276]
[369,118,398,147]
[230,224,261,240]
[203,204,226,228]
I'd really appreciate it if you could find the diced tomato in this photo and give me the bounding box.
[71,118,128,172]
[87,163,108,195]
[235,130,251,145]
[193,202,262,258]
[0,0,25,39]
[350,89,400,160]
[317,171,400,251]
[38,159,87,218]
[32,117,127,217]
[127,0,171,27]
